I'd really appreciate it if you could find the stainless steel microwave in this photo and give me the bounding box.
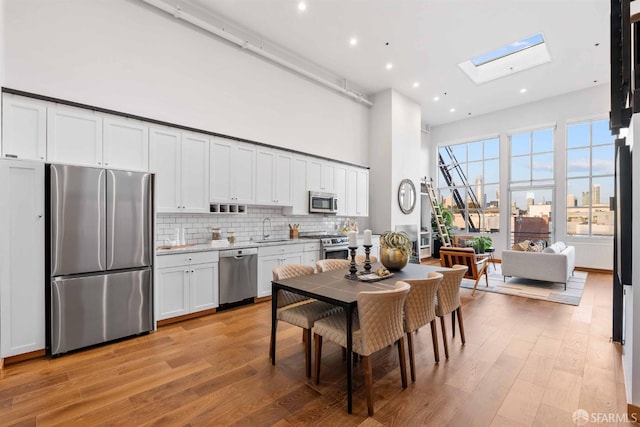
[309,191,338,214]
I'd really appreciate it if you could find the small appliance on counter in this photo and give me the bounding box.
[46,164,154,356]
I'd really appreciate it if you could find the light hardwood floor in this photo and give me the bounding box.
[0,268,632,426]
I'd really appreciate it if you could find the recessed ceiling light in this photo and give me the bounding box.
[520,88,527,93]
[386,63,393,70]
[433,96,440,102]
[413,82,420,88]
[349,37,358,46]
[298,2,307,11]
[449,108,456,113]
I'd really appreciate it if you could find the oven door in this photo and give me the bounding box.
[322,245,349,260]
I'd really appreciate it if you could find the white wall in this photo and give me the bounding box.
[3,0,370,165]
[428,84,613,269]
[369,89,421,234]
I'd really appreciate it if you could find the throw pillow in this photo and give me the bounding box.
[555,241,567,252]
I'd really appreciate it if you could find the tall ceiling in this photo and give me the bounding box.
[165,0,610,127]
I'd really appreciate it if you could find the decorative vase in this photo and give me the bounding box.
[380,247,409,271]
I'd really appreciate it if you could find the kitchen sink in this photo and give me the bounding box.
[253,238,291,244]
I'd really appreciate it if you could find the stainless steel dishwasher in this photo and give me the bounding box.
[218,247,258,310]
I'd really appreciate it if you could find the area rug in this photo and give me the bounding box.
[459,264,587,306]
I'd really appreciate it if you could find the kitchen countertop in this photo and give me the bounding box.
[156,238,319,255]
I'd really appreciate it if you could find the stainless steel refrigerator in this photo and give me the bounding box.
[47,164,153,356]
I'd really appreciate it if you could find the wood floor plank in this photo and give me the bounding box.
[0,269,628,425]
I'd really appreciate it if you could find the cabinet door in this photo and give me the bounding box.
[283,253,303,265]
[190,262,218,312]
[258,255,280,298]
[103,118,149,171]
[322,162,335,193]
[156,266,190,320]
[0,160,45,357]
[346,168,358,216]
[181,133,210,213]
[303,250,319,269]
[274,151,292,205]
[47,106,102,166]
[1,95,47,161]
[210,138,232,202]
[356,169,369,216]
[255,149,275,205]
[308,159,335,192]
[290,156,308,215]
[149,128,181,213]
[334,165,347,216]
[232,144,256,204]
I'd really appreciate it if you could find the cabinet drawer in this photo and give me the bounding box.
[156,251,219,268]
[303,242,320,251]
[258,243,304,257]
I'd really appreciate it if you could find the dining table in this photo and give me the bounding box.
[270,262,450,414]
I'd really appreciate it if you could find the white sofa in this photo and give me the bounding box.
[501,242,576,289]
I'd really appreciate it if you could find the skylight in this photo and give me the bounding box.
[471,33,545,66]
[458,32,551,85]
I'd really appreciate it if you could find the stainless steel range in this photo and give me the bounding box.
[300,233,350,259]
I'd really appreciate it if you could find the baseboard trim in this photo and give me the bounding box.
[157,308,217,327]
[2,349,46,367]
[575,266,613,274]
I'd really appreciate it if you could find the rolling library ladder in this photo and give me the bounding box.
[425,181,452,248]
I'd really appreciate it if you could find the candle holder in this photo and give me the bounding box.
[362,245,372,273]
[345,247,359,280]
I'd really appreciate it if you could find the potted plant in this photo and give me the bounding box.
[431,203,454,257]
[469,236,492,254]
[379,231,413,271]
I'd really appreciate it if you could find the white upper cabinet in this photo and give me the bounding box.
[210,137,255,204]
[150,128,209,213]
[346,167,369,217]
[289,155,309,215]
[1,95,47,161]
[103,117,149,171]
[355,168,369,217]
[255,148,292,206]
[47,106,102,166]
[308,159,335,193]
[150,128,181,212]
[180,133,210,213]
[334,165,348,216]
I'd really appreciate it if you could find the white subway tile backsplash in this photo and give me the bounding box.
[155,206,369,247]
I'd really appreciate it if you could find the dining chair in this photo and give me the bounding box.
[271,264,341,378]
[354,254,378,265]
[403,271,444,380]
[313,281,410,416]
[316,259,351,272]
[435,264,469,359]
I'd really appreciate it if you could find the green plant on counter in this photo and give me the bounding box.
[469,236,492,253]
[379,231,413,257]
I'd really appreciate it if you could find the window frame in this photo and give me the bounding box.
[565,118,615,238]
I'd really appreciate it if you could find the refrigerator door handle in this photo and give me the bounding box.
[98,168,106,270]
[106,169,115,270]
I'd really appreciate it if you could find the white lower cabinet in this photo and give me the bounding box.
[303,242,321,269]
[0,160,45,358]
[257,244,304,298]
[156,251,219,321]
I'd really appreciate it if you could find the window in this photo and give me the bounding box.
[437,137,500,233]
[509,128,555,246]
[510,128,554,185]
[566,119,614,237]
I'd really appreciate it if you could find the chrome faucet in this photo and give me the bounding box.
[262,217,271,240]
